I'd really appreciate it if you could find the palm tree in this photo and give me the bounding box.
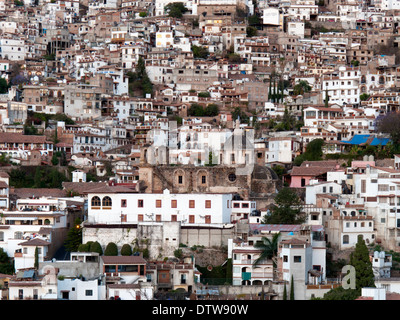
[252,232,281,269]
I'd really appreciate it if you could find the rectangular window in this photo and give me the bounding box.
[201,175,206,184]
[171,200,177,208]
[189,200,195,208]
[156,200,162,208]
[205,215,211,224]
[171,215,177,222]
[138,214,143,222]
[294,256,302,263]
[138,199,144,208]
[178,175,183,184]
[85,290,93,296]
[189,215,195,223]
[205,200,211,208]
[156,214,161,222]
[121,199,127,207]
[283,255,288,262]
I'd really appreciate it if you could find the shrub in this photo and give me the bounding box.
[90,241,103,255]
[104,242,119,256]
[174,249,183,259]
[121,244,133,256]
[78,243,90,252]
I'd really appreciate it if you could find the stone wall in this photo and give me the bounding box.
[138,164,280,202]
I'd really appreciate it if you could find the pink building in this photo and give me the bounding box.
[290,160,344,188]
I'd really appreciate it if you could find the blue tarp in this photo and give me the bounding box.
[341,134,391,146]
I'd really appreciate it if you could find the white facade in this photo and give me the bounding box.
[305,181,342,205]
[266,137,299,164]
[87,188,233,226]
[229,238,274,286]
[321,66,361,105]
[287,21,305,38]
[58,278,106,300]
[0,38,26,61]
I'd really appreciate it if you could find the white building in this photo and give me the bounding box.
[287,21,305,38]
[58,278,106,300]
[0,38,26,61]
[229,238,274,286]
[86,187,233,226]
[321,66,361,105]
[266,136,300,165]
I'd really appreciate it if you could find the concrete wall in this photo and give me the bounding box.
[82,222,233,259]
[180,226,235,247]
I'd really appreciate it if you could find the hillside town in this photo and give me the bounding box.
[0,0,399,302]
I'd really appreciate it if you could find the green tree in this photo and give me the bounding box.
[165,2,188,18]
[248,14,260,25]
[90,241,103,255]
[198,91,210,98]
[324,89,329,108]
[252,233,281,268]
[51,153,59,166]
[360,93,370,101]
[320,286,360,300]
[283,283,287,300]
[121,244,133,256]
[231,107,249,123]
[104,242,119,256]
[64,218,82,252]
[174,248,183,259]
[227,53,241,63]
[33,167,43,188]
[204,103,219,116]
[280,107,296,131]
[225,258,232,284]
[192,45,209,59]
[290,275,295,300]
[0,248,13,274]
[263,187,305,224]
[78,243,90,252]
[128,57,153,97]
[34,247,39,270]
[188,103,205,116]
[350,236,375,291]
[0,78,8,94]
[293,80,311,96]
[246,26,257,37]
[293,138,324,166]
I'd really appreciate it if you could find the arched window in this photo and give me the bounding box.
[91,196,101,207]
[102,196,112,207]
[44,219,50,225]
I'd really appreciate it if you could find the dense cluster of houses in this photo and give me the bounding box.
[0,0,399,301]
